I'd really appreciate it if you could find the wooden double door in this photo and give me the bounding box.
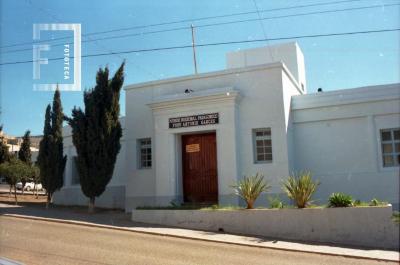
[182,132,218,204]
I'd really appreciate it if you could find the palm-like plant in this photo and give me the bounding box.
[282,171,319,208]
[232,173,270,209]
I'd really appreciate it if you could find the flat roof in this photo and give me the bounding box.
[292,83,400,110]
[124,61,300,92]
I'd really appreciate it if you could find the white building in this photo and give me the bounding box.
[0,132,40,162]
[53,42,400,211]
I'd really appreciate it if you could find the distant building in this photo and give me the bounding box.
[54,42,400,211]
[0,131,40,161]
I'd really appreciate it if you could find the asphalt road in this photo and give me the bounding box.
[0,216,396,265]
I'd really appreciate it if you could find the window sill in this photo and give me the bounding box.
[379,166,399,172]
[253,161,273,165]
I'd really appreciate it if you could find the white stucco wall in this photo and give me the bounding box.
[132,206,399,249]
[292,84,400,208]
[226,42,307,93]
[54,42,400,212]
[132,206,399,250]
[124,62,301,211]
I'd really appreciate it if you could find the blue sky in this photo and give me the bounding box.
[0,0,399,136]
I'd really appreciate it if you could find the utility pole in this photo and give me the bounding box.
[191,24,198,75]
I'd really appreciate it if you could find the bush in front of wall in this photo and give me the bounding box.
[232,173,271,209]
[369,198,388,206]
[282,171,319,209]
[393,211,400,225]
[267,195,284,209]
[328,193,353,207]
[370,198,379,206]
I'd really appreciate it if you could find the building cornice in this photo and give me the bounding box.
[124,61,300,92]
[148,87,240,111]
[292,83,400,110]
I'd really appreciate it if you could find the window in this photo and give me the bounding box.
[253,128,273,163]
[71,156,80,185]
[381,128,400,167]
[138,138,152,169]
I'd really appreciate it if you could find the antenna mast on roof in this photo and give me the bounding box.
[191,24,198,75]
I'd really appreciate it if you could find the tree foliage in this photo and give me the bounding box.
[0,158,34,204]
[50,89,67,195]
[37,89,67,206]
[68,63,124,212]
[38,105,52,192]
[18,130,32,165]
[0,125,10,164]
[31,163,41,198]
[18,130,32,194]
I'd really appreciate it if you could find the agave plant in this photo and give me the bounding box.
[328,192,353,207]
[282,171,319,208]
[232,173,270,209]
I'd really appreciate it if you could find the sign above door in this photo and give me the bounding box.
[169,113,219,129]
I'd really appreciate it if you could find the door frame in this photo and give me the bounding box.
[181,131,218,204]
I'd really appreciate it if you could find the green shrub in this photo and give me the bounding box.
[282,171,319,208]
[328,193,353,207]
[370,198,379,206]
[232,173,270,209]
[393,212,400,225]
[267,195,284,209]
[369,198,388,206]
[353,199,369,207]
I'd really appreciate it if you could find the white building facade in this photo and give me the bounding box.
[53,42,400,211]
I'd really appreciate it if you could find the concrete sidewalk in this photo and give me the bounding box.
[0,203,399,262]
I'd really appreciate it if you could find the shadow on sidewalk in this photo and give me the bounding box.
[0,201,159,229]
[1,201,398,256]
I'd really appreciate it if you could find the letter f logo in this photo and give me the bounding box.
[33,44,49,79]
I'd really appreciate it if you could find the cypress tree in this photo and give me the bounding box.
[38,105,52,207]
[18,130,31,193]
[68,63,124,213]
[18,130,31,165]
[50,89,67,203]
[38,89,67,208]
[1,125,11,195]
[0,125,10,164]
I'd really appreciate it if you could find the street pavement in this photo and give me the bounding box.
[0,216,397,265]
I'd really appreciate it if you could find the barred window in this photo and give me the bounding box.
[381,128,400,167]
[253,128,273,163]
[138,138,152,169]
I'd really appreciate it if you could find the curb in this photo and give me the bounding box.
[3,213,399,263]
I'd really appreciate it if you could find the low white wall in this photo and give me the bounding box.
[132,206,399,249]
